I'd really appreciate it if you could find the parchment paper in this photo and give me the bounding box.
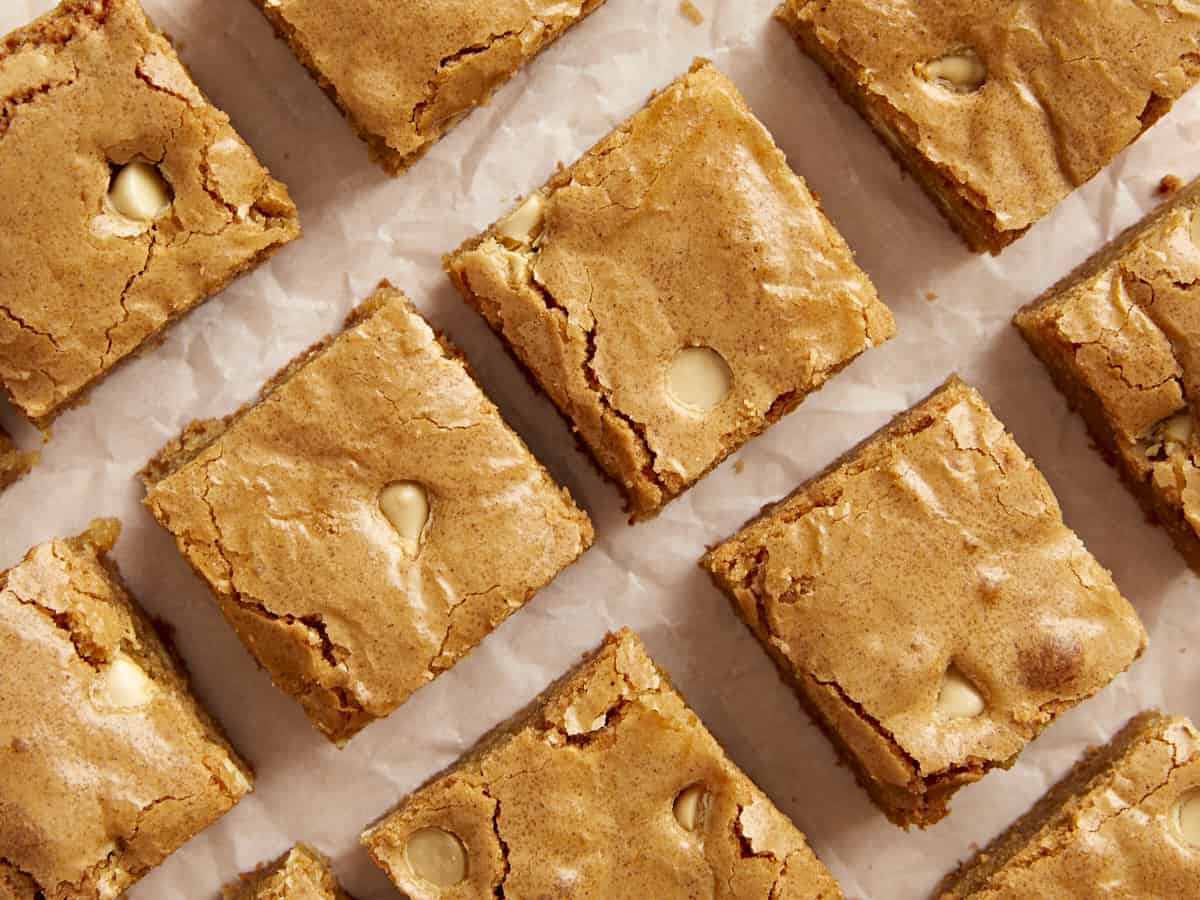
[2,2,1198,897]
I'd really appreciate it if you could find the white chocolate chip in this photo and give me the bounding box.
[92,655,156,709]
[666,347,732,413]
[936,666,985,719]
[405,827,467,886]
[1145,411,1193,459]
[107,161,172,222]
[673,784,708,832]
[380,481,430,555]
[497,194,545,246]
[1165,412,1194,445]
[919,49,987,93]
[1174,790,1200,847]
[1191,212,1200,249]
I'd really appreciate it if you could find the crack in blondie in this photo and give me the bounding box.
[411,27,524,134]
[103,229,158,366]
[520,252,672,501]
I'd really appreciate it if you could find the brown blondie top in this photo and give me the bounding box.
[0,425,35,492]
[0,519,253,900]
[447,59,894,521]
[362,629,842,900]
[1016,179,1200,572]
[222,844,352,900]
[0,0,300,428]
[251,0,608,174]
[778,1,1200,252]
[703,377,1146,827]
[937,710,1200,898]
[142,283,593,745]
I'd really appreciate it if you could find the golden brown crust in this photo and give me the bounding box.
[703,377,1146,828]
[936,711,1200,898]
[778,0,1200,254]
[143,283,594,744]
[0,0,300,427]
[249,0,608,175]
[0,519,253,900]
[0,426,36,491]
[446,59,894,522]
[222,844,353,900]
[362,629,842,899]
[1015,178,1200,573]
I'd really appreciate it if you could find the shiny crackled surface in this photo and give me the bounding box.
[447,60,895,518]
[943,712,1200,897]
[0,521,251,900]
[253,0,606,169]
[362,630,842,899]
[143,287,593,744]
[0,0,299,424]
[1018,184,1200,543]
[705,379,1146,783]
[222,844,350,900]
[783,0,1200,233]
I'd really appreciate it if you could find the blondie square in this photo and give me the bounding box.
[0,0,300,428]
[251,0,608,174]
[362,629,842,900]
[0,425,35,492]
[1016,179,1200,573]
[777,1,1200,253]
[937,710,1200,898]
[702,376,1147,828]
[142,283,594,745]
[446,59,895,522]
[0,520,253,900]
[222,844,352,900]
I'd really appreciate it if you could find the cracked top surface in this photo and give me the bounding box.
[0,0,300,426]
[362,629,842,900]
[142,284,593,745]
[446,59,895,521]
[1016,180,1200,541]
[252,0,606,172]
[782,0,1200,235]
[941,711,1200,898]
[0,519,253,900]
[703,377,1146,783]
[222,844,350,900]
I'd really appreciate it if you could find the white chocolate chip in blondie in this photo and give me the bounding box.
[918,49,987,93]
[1190,211,1200,249]
[405,827,467,886]
[497,194,546,246]
[936,666,985,719]
[107,161,172,222]
[673,784,709,832]
[1174,790,1200,847]
[92,655,157,709]
[666,347,732,413]
[380,481,430,554]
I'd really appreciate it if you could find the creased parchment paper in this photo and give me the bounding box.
[2,1,1198,897]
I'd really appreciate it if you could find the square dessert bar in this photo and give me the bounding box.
[0,0,300,428]
[223,844,352,899]
[362,629,842,899]
[0,519,252,900]
[142,283,594,745]
[1016,179,1200,573]
[0,425,35,491]
[447,59,895,522]
[937,710,1200,897]
[702,376,1147,828]
[252,0,608,174]
[777,1,1200,253]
